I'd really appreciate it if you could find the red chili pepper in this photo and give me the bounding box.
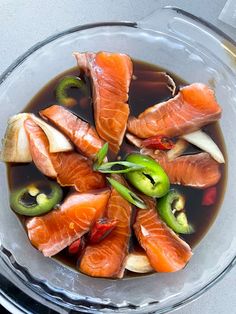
[68,238,81,255]
[202,187,217,206]
[68,237,86,256]
[142,135,174,150]
[79,96,90,109]
[89,218,117,244]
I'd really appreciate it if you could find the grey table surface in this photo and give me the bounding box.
[0,0,235,313]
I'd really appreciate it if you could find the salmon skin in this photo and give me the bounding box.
[40,105,104,159]
[128,83,222,138]
[26,189,110,257]
[24,118,105,192]
[74,52,133,154]
[134,197,192,272]
[141,148,221,188]
[79,174,132,278]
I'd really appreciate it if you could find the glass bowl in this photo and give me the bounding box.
[0,7,236,314]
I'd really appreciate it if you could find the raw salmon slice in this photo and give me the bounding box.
[79,174,132,278]
[134,197,192,272]
[50,152,106,192]
[74,52,133,153]
[24,119,56,177]
[128,83,222,138]
[26,189,110,257]
[141,148,221,188]
[24,118,105,192]
[40,105,104,159]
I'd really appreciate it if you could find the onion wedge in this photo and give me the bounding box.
[1,113,32,162]
[126,132,142,148]
[31,115,73,153]
[167,139,188,161]
[1,113,73,163]
[125,252,153,273]
[140,147,161,158]
[181,130,225,163]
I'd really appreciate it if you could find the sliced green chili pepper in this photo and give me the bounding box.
[125,154,170,198]
[93,143,109,170]
[56,76,87,107]
[157,190,194,234]
[107,177,147,209]
[10,181,63,216]
[96,161,145,173]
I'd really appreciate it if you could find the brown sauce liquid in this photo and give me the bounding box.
[7,60,227,276]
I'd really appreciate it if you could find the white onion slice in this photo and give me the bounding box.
[125,252,153,273]
[167,139,188,161]
[1,113,74,162]
[1,113,32,162]
[181,130,225,163]
[126,132,142,148]
[31,115,73,153]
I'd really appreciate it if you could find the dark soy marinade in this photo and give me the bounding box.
[7,60,227,274]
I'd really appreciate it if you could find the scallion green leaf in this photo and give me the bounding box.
[107,177,147,209]
[96,161,145,173]
[93,143,109,170]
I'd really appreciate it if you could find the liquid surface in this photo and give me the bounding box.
[7,60,227,275]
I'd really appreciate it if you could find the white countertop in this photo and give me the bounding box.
[0,1,235,313]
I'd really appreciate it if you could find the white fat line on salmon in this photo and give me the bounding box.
[141,225,149,237]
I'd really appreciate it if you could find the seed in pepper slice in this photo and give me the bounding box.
[10,181,63,216]
[157,189,194,234]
